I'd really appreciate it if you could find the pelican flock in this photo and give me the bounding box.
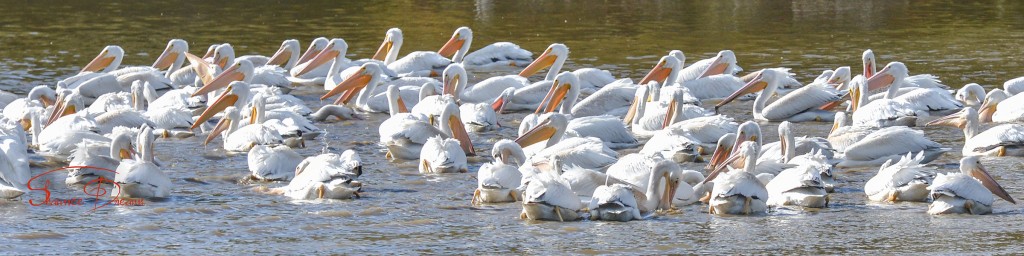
[0,26,1022,227]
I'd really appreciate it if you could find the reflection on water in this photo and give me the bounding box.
[2,0,1024,254]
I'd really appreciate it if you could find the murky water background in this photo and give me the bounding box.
[3,0,1024,254]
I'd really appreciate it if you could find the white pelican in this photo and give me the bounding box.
[472,139,526,204]
[151,39,189,83]
[310,104,358,122]
[113,126,171,199]
[515,113,617,170]
[520,156,581,222]
[703,122,795,177]
[589,158,677,221]
[0,121,29,199]
[757,121,835,164]
[854,62,961,127]
[527,72,638,149]
[460,102,498,132]
[977,88,1024,123]
[264,39,301,71]
[864,152,934,203]
[849,73,917,128]
[2,85,56,123]
[418,135,469,174]
[441,63,524,107]
[956,83,986,108]
[827,112,874,153]
[572,78,637,118]
[204,106,283,152]
[271,150,363,200]
[837,125,948,168]
[765,164,828,208]
[320,62,429,113]
[211,44,291,88]
[663,51,746,100]
[444,27,533,70]
[66,130,133,185]
[862,49,949,90]
[379,101,474,160]
[292,38,352,91]
[248,144,303,181]
[927,156,1017,215]
[928,107,1024,156]
[716,68,841,122]
[376,28,461,77]
[66,45,175,92]
[518,43,613,95]
[705,141,769,215]
[286,37,329,85]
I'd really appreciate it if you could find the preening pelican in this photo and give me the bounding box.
[272,150,363,200]
[113,126,171,199]
[520,156,581,222]
[864,152,934,203]
[379,101,474,160]
[419,135,469,174]
[589,158,677,221]
[473,140,526,204]
[248,144,303,181]
[956,83,986,108]
[716,68,841,122]
[705,141,769,215]
[515,113,617,170]
[66,131,133,185]
[977,88,1024,123]
[928,107,1024,156]
[204,106,283,152]
[3,85,56,123]
[765,163,828,208]
[928,156,1016,215]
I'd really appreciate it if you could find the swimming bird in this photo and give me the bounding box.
[272,150,363,200]
[928,107,1024,156]
[589,158,678,221]
[864,152,934,203]
[473,140,526,204]
[927,156,1016,215]
[705,141,769,215]
[716,68,842,122]
[248,144,303,181]
[520,155,581,222]
[113,126,171,199]
[515,113,617,170]
[0,121,29,199]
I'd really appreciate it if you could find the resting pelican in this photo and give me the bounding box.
[674,50,743,83]
[440,27,533,69]
[589,158,677,221]
[113,126,171,199]
[271,150,363,200]
[666,51,746,100]
[706,141,769,215]
[248,144,303,181]
[0,122,29,199]
[716,68,841,122]
[827,112,874,153]
[211,44,291,88]
[376,28,462,77]
[853,62,961,127]
[837,125,948,168]
[927,156,1017,215]
[204,106,283,152]
[320,62,429,113]
[518,43,614,95]
[2,85,56,123]
[66,45,175,92]
[515,113,617,170]
[380,101,474,160]
[956,83,986,108]
[765,164,828,208]
[927,107,1024,156]
[473,140,526,204]
[520,156,581,222]
[864,152,934,202]
[526,72,638,149]
[310,104,358,122]
[287,37,331,86]
[292,38,351,91]
[977,88,1024,123]
[419,135,469,174]
[757,121,835,164]
[66,131,133,185]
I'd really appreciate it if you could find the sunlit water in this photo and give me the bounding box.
[3,0,1024,254]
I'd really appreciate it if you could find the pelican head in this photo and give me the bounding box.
[192,59,253,98]
[28,85,57,108]
[266,39,301,69]
[828,66,852,89]
[152,39,188,70]
[623,82,651,126]
[212,44,236,69]
[715,68,787,111]
[865,61,909,92]
[322,62,382,104]
[662,88,696,128]
[46,91,84,126]
[294,38,348,76]
[704,133,737,172]
[961,156,1015,204]
[442,63,467,100]
[519,43,568,79]
[862,49,876,78]
[706,141,760,184]
[81,45,123,73]
[732,121,762,155]
[372,28,404,64]
[439,101,475,155]
[515,113,568,148]
[955,83,986,107]
[978,88,1007,122]
[535,71,580,114]
[491,87,515,114]
[202,44,221,59]
[830,111,848,135]
[668,50,685,65]
[639,54,682,86]
[491,139,526,166]
[204,106,242,145]
[698,50,738,78]
[439,26,473,63]
[192,81,250,130]
[848,75,869,113]
[297,37,329,64]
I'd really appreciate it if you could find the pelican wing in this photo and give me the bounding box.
[843,126,942,161]
[565,115,638,149]
[248,145,303,181]
[928,172,994,206]
[462,75,528,103]
[571,79,635,117]
[864,153,933,198]
[680,75,745,99]
[964,124,1024,155]
[762,85,842,121]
